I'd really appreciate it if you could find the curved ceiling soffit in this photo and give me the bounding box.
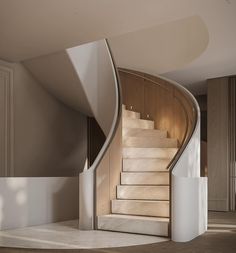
[0,0,201,62]
[108,15,209,75]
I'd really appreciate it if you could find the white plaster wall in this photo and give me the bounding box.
[171,94,207,242]
[67,40,116,136]
[0,177,79,230]
[171,124,208,241]
[76,40,120,230]
[0,60,87,177]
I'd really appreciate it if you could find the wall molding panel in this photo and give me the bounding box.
[229,77,236,211]
[207,76,236,211]
[0,65,14,176]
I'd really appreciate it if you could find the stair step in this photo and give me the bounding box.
[123,158,171,172]
[123,136,177,148]
[122,104,126,110]
[123,128,167,138]
[123,109,140,119]
[123,118,154,130]
[123,147,177,159]
[117,185,169,200]
[121,172,169,185]
[97,214,169,236]
[112,199,169,217]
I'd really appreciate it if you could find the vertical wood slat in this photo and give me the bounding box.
[208,77,230,211]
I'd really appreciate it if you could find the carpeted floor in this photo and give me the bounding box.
[0,212,235,253]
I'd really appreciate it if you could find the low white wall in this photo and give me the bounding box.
[0,177,79,230]
[170,93,207,242]
[0,60,88,177]
[158,75,208,242]
[172,176,208,241]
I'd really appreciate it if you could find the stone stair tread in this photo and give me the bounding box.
[123,118,154,130]
[123,147,177,159]
[123,158,171,172]
[122,109,141,119]
[112,199,169,217]
[117,185,169,200]
[123,136,178,148]
[123,128,167,138]
[97,214,169,236]
[121,171,169,185]
[99,214,169,222]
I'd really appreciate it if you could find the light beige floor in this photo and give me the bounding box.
[0,212,235,252]
[0,220,168,249]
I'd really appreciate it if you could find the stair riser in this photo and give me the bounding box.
[123,148,177,159]
[123,118,154,129]
[112,200,169,217]
[121,172,169,185]
[97,215,169,236]
[117,186,169,200]
[123,128,167,138]
[122,128,167,138]
[123,137,177,148]
[123,158,170,172]
[123,110,140,119]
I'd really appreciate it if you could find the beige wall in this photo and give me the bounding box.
[0,60,87,177]
[207,77,229,211]
[0,177,79,230]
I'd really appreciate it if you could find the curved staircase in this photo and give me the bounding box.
[97,105,178,236]
[20,40,207,243]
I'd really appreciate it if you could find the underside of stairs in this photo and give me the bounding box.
[97,105,178,237]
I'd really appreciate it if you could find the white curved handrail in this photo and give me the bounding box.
[157,75,207,242]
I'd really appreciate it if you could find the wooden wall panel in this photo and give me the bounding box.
[207,77,230,211]
[119,69,195,149]
[173,97,186,146]
[96,120,122,217]
[144,82,156,121]
[155,86,174,138]
[120,73,144,117]
[109,121,122,200]
[96,151,110,216]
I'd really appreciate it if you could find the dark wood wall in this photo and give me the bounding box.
[87,117,106,167]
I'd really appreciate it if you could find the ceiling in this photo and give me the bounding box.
[1,0,236,94]
[108,0,236,94]
[0,0,208,61]
[109,15,209,76]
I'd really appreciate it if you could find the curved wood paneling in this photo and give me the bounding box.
[119,68,197,156]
